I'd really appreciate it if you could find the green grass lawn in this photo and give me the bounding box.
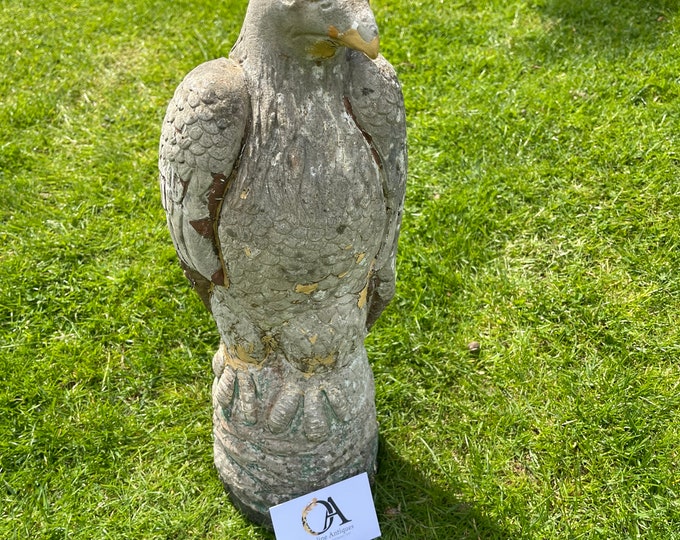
[1,0,679,538]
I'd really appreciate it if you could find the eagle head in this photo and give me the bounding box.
[238,0,380,61]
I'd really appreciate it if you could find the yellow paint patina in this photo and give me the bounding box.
[308,334,319,345]
[262,335,278,357]
[358,283,369,309]
[302,354,336,377]
[226,343,263,369]
[358,262,375,309]
[308,40,338,59]
[236,344,259,363]
[244,246,252,258]
[295,282,319,294]
[337,271,349,279]
[221,342,264,370]
[355,252,366,264]
[328,25,380,59]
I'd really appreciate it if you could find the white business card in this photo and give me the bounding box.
[269,472,381,540]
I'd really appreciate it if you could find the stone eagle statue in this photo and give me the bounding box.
[159,0,406,525]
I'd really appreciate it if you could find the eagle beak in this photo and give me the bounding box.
[328,23,380,59]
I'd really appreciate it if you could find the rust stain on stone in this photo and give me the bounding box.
[211,268,226,287]
[190,217,214,239]
[343,96,383,168]
[208,172,229,217]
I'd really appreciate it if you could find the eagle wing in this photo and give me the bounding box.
[159,57,250,311]
[346,52,407,329]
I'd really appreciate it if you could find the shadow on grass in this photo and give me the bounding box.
[375,438,510,540]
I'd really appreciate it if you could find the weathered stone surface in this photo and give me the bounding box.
[159,0,406,527]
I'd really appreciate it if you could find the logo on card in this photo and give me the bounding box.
[301,497,352,536]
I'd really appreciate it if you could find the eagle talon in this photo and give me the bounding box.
[212,348,260,425]
[267,381,303,433]
[267,381,334,441]
[266,366,359,441]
